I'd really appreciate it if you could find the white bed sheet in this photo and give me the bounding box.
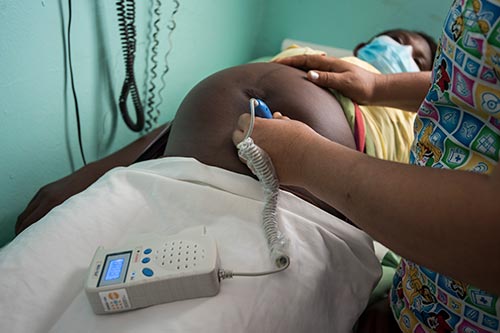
[0,157,380,333]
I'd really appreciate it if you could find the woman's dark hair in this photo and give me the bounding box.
[416,31,438,61]
[377,29,438,62]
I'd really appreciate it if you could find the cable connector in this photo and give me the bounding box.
[218,269,234,281]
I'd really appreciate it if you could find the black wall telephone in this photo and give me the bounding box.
[65,0,179,167]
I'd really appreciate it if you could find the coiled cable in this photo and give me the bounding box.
[116,0,145,132]
[154,0,180,126]
[236,99,290,269]
[144,0,161,132]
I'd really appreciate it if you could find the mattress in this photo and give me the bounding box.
[0,157,380,333]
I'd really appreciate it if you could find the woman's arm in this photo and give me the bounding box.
[275,55,431,112]
[233,115,500,295]
[16,124,170,235]
[370,71,431,111]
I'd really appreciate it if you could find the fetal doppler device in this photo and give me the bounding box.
[85,98,289,314]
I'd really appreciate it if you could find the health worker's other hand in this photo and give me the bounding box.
[274,55,381,105]
[232,112,319,186]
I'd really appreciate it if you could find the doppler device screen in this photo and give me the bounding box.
[98,252,131,287]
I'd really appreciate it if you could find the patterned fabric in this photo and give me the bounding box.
[391,261,500,333]
[391,0,500,332]
[411,0,500,171]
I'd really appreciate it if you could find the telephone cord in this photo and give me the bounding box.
[116,0,145,132]
[155,0,180,126]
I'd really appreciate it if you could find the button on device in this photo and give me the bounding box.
[141,257,151,264]
[144,248,152,255]
[142,268,154,277]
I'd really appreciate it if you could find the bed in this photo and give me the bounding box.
[0,156,381,333]
[1,38,398,332]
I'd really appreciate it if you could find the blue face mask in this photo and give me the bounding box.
[356,35,420,74]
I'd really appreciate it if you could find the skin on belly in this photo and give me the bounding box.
[165,62,354,220]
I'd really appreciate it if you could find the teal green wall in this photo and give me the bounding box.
[0,0,265,247]
[1,0,453,247]
[255,0,453,56]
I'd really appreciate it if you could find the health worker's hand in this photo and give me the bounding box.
[232,112,320,186]
[274,55,381,105]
